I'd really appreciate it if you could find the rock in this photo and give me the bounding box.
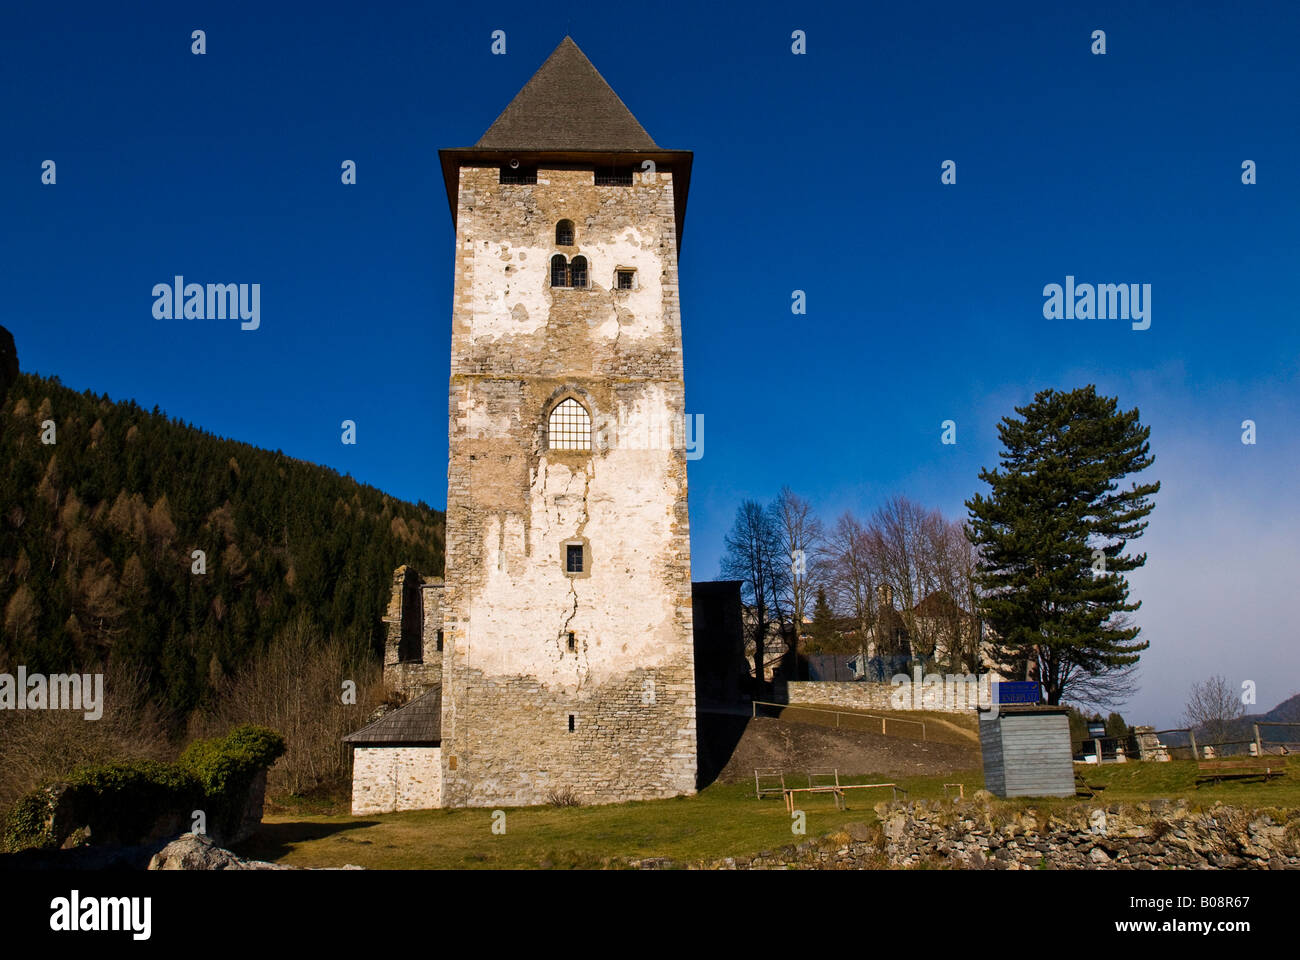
[882,813,908,842]
[146,833,363,870]
[1089,847,1111,864]
[148,833,283,870]
[845,822,874,842]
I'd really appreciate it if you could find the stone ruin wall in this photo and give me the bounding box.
[382,565,444,698]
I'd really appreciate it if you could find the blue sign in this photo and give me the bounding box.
[994,681,1041,705]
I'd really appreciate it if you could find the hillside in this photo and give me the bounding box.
[0,369,444,724]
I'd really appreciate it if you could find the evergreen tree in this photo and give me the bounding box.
[0,371,445,726]
[807,587,836,653]
[1105,711,1130,738]
[965,386,1159,705]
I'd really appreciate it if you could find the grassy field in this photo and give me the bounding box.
[237,756,1298,869]
[242,771,978,869]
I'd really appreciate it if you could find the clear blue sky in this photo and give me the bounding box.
[3,0,1297,726]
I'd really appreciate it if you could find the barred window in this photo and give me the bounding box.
[548,397,591,450]
[616,270,635,290]
[595,166,634,186]
[566,545,584,574]
[551,254,569,288]
[500,165,537,184]
[556,220,574,246]
[570,256,588,289]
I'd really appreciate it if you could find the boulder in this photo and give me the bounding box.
[148,833,289,870]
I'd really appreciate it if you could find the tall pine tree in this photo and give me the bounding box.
[965,386,1159,705]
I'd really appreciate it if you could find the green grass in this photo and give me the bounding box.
[1069,756,1300,807]
[236,757,1299,869]
[239,771,982,869]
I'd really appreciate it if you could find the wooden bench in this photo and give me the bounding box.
[1196,757,1284,784]
[1075,771,1106,798]
[783,784,845,813]
[754,768,787,800]
[781,769,906,812]
[838,783,905,805]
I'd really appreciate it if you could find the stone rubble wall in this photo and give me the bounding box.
[782,679,988,713]
[629,800,1300,870]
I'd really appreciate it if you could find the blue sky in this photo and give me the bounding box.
[3,1,1297,726]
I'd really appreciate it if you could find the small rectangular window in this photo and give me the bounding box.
[568,714,575,732]
[566,543,584,574]
[616,270,635,290]
[500,165,537,184]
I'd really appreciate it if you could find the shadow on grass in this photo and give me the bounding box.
[232,818,380,861]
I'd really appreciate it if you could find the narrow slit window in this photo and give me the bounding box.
[566,631,576,651]
[568,714,575,732]
[436,629,444,652]
[548,398,591,451]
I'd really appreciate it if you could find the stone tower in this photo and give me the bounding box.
[435,37,697,807]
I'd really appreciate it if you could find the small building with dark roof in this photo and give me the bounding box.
[343,687,443,814]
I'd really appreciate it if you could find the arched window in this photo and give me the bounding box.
[570,256,588,289]
[547,397,591,451]
[550,254,569,288]
[555,220,574,246]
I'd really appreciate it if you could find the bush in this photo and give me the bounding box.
[0,725,284,853]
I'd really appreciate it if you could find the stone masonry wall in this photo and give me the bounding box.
[350,746,442,815]
[441,163,696,807]
[628,800,1300,871]
[783,678,991,713]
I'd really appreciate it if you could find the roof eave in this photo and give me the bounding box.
[438,148,693,252]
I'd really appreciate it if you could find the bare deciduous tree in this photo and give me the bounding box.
[1182,674,1246,746]
[191,612,384,797]
[774,487,823,676]
[721,500,787,684]
[819,511,878,655]
[0,663,171,820]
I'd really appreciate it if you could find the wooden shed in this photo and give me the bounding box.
[979,705,1076,798]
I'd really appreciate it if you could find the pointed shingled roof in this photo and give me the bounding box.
[475,37,658,152]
